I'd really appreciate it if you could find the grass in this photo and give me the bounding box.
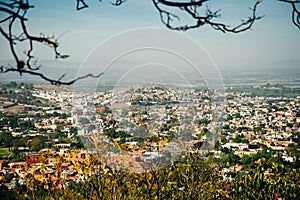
[0,149,10,155]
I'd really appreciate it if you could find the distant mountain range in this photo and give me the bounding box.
[1,59,299,88]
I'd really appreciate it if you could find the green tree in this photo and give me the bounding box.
[222,152,239,166]
[78,117,90,125]
[87,124,96,132]
[29,138,43,152]
[0,132,14,151]
[230,158,300,199]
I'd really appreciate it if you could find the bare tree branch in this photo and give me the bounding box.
[0,0,103,85]
[76,0,89,10]
[157,0,209,7]
[1,67,104,85]
[152,0,264,32]
[110,0,127,6]
[279,0,300,29]
[77,0,300,31]
[0,0,299,85]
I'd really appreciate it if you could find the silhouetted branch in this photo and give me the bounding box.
[152,0,264,32]
[157,0,208,7]
[76,0,126,9]
[76,0,300,31]
[0,0,103,85]
[279,0,300,29]
[0,0,299,85]
[110,0,127,6]
[76,0,89,10]
[1,67,104,85]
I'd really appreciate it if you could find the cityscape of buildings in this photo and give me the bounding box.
[0,82,299,190]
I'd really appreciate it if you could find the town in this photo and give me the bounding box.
[0,82,299,190]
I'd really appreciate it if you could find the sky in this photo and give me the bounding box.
[0,0,299,77]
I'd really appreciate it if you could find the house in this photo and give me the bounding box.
[26,154,41,166]
[0,160,9,170]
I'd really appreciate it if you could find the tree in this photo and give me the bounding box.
[0,184,16,200]
[0,132,14,151]
[0,0,299,85]
[221,152,240,166]
[230,158,300,199]
[49,130,61,139]
[29,137,43,152]
[87,124,96,132]
[78,117,90,125]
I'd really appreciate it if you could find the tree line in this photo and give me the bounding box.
[1,153,299,200]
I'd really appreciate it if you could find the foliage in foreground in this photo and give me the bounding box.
[2,155,300,200]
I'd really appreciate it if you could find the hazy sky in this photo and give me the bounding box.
[0,0,299,73]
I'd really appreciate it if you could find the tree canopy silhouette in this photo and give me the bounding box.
[0,0,299,85]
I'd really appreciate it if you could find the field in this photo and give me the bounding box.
[0,148,11,155]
